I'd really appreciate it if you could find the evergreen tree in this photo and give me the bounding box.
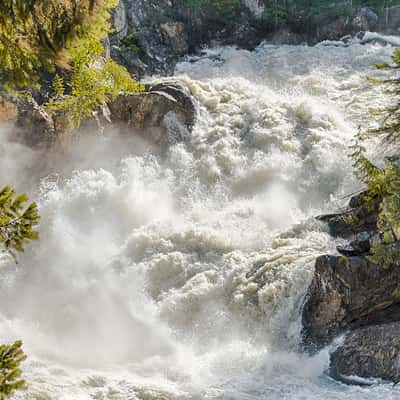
[0,186,39,260]
[0,341,26,400]
[363,49,400,144]
[0,187,39,397]
[352,48,400,269]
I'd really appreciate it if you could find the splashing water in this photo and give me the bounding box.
[1,40,400,400]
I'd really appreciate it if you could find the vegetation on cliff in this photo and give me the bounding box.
[0,0,142,126]
[0,186,39,260]
[0,186,39,398]
[0,341,26,400]
[352,48,400,269]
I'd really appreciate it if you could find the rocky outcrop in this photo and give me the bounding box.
[302,254,400,349]
[160,23,189,56]
[108,82,195,145]
[303,190,400,383]
[352,7,379,32]
[0,96,17,123]
[14,82,196,148]
[317,191,381,238]
[111,0,129,42]
[16,99,58,147]
[110,2,397,76]
[330,322,400,384]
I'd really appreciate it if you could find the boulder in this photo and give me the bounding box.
[160,22,189,56]
[302,254,400,350]
[13,82,196,149]
[336,231,371,257]
[317,191,381,238]
[330,322,400,384]
[0,96,17,123]
[108,82,195,145]
[352,7,379,32]
[15,99,57,147]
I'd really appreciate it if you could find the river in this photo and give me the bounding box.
[1,38,399,399]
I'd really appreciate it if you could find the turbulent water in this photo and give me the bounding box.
[1,38,400,400]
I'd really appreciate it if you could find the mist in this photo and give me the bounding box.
[1,40,397,399]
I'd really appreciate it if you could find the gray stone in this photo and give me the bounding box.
[330,322,400,383]
[352,7,379,32]
[336,231,371,257]
[160,22,189,56]
[317,191,381,238]
[111,1,128,42]
[108,82,195,145]
[302,254,400,350]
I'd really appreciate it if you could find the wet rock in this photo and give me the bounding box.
[111,46,148,77]
[0,95,17,123]
[302,255,400,350]
[243,0,265,19]
[160,22,189,56]
[336,231,371,257]
[13,82,195,149]
[330,322,400,384]
[111,0,128,42]
[108,82,195,145]
[352,8,379,32]
[15,99,57,148]
[317,191,381,238]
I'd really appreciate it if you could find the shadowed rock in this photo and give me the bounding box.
[330,322,400,384]
[302,254,400,350]
[317,191,381,238]
[13,82,196,149]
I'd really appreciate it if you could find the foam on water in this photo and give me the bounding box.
[1,40,400,399]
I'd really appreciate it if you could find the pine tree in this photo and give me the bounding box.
[0,186,40,260]
[352,48,400,269]
[0,341,26,400]
[0,187,38,398]
[363,48,400,144]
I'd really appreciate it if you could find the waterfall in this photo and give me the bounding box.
[1,39,399,399]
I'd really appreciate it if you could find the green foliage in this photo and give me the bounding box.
[392,287,400,300]
[363,49,400,144]
[45,56,143,127]
[210,0,240,19]
[120,28,142,54]
[0,0,119,90]
[179,0,240,20]
[352,48,400,268]
[262,1,289,29]
[0,340,26,399]
[0,0,142,127]
[259,1,400,31]
[0,186,39,260]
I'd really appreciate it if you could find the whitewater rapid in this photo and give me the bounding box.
[1,40,400,399]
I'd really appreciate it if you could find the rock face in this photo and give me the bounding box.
[108,82,195,145]
[160,22,189,56]
[352,7,379,32]
[304,190,400,383]
[0,96,17,123]
[14,82,196,148]
[302,255,400,349]
[111,0,129,42]
[317,191,381,238]
[330,322,400,384]
[110,2,396,76]
[16,99,58,147]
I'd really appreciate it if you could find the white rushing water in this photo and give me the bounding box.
[1,39,400,400]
